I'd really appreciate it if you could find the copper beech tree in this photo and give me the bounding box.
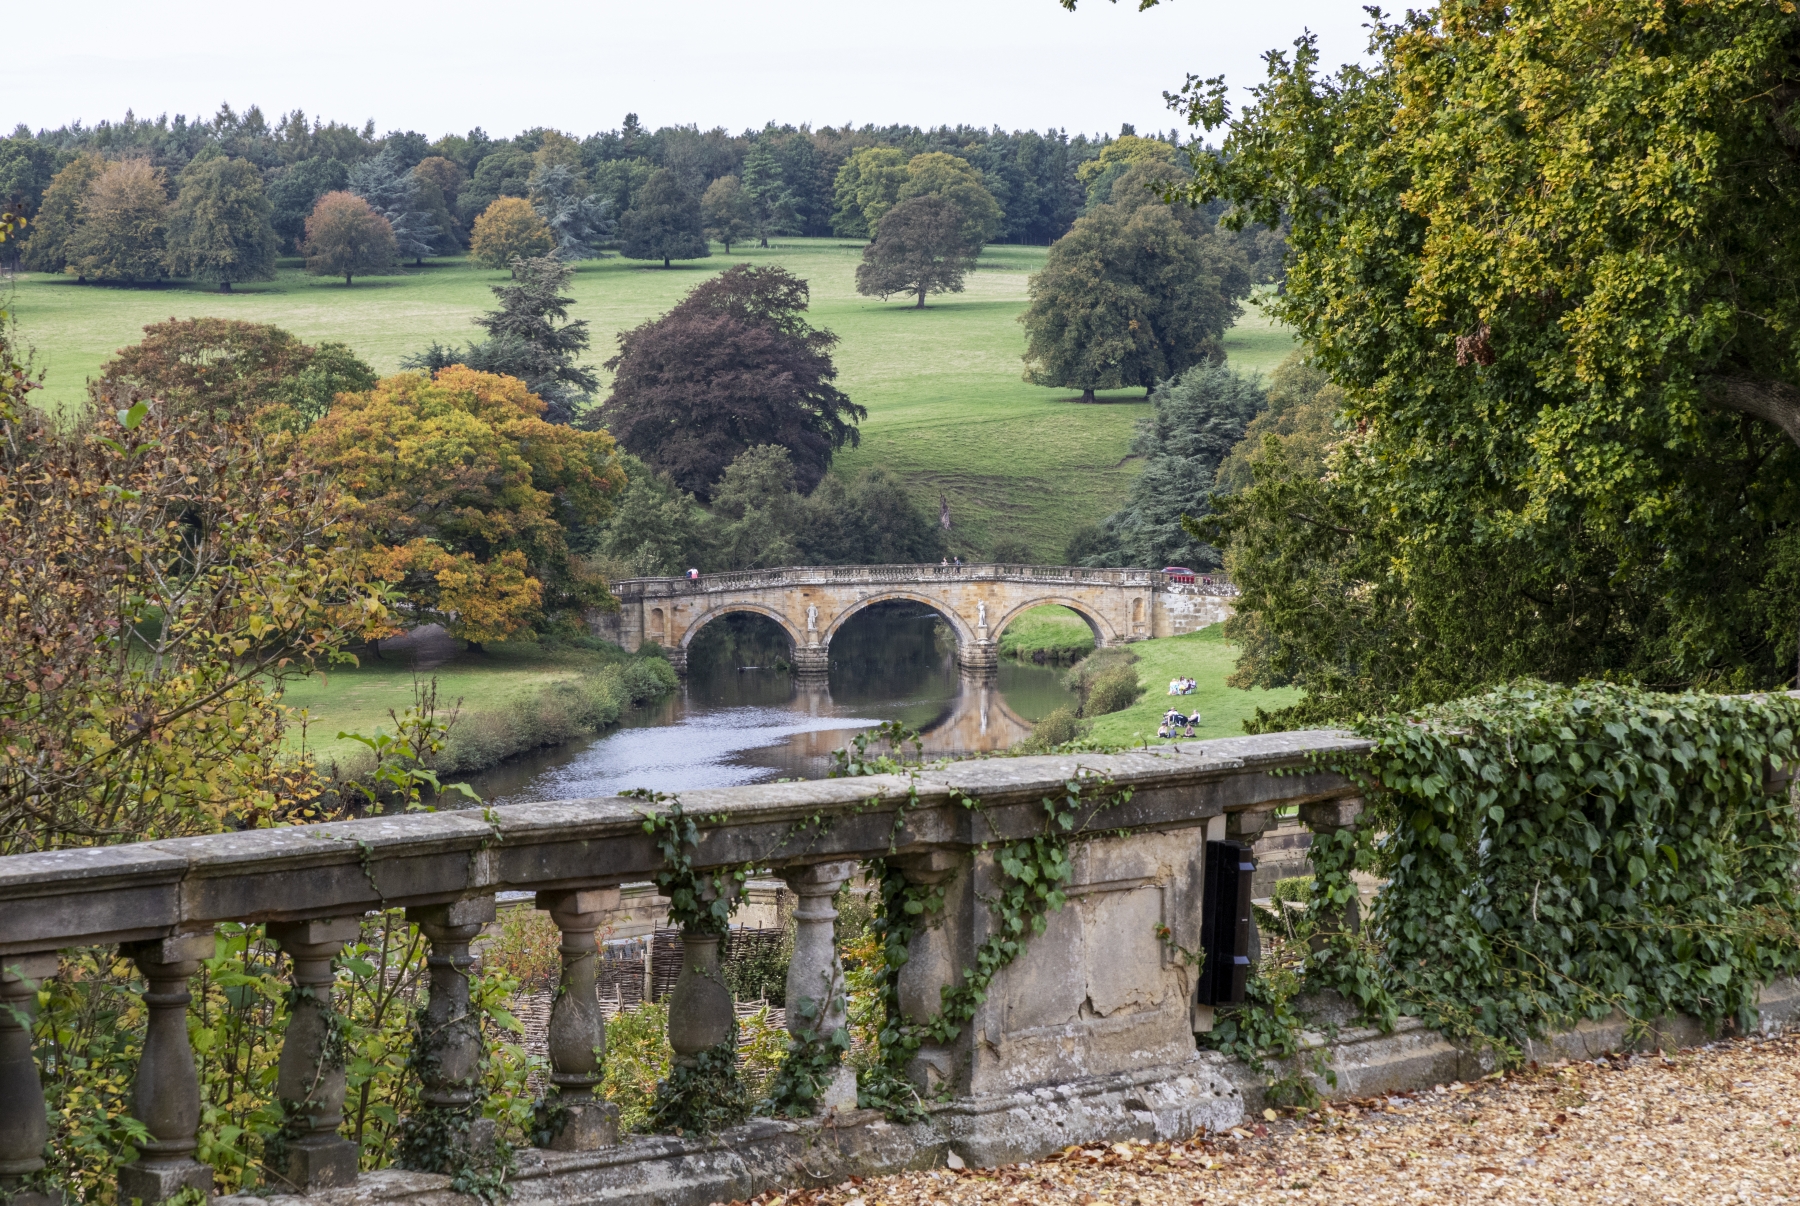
[0,349,392,854]
[303,366,626,645]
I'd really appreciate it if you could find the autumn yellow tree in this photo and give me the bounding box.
[67,157,170,282]
[304,367,625,645]
[469,196,554,270]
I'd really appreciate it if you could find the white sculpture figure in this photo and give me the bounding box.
[806,604,818,632]
[977,600,988,629]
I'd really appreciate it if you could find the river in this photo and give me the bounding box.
[466,602,1080,803]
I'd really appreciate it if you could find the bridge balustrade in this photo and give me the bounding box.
[0,734,1361,1204]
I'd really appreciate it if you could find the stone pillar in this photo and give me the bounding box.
[889,850,965,1094]
[777,861,858,1112]
[1298,795,1366,941]
[0,953,59,1206]
[535,888,621,1150]
[119,931,218,1205]
[665,879,742,1067]
[791,644,830,679]
[664,645,688,677]
[266,917,363,1192]
[402,898,497,1163]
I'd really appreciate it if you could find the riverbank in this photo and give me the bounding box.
[1082,624,1302,744]
[998,604,1097,662]
[280,630,677,776]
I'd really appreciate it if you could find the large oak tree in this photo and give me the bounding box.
[599,264,864,497]
[165,156,279,291]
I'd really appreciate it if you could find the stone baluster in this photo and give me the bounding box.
[664,879,742,1068]
[402,898,497,1163]
[1298,795,1366,944]
[777,861,859,1112]
[535,888,621,1150]
[119,931,218,1205]
[0,953,59,1206]
[266,918,363,1191]
[889,850,965,1095]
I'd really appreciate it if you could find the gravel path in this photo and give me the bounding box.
[737,1033,1800,1206]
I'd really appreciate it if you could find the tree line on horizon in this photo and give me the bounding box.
[0,106,1282,285]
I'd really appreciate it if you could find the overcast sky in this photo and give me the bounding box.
[5,1,1373,142]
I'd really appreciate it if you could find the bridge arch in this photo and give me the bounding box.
[817,590,978,649]
[989,596,1121,648]
[677,601,807,654]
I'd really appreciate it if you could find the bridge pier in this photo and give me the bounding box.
[792,643,829,680]
[957,638,998,678]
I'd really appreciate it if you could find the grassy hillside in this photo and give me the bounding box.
[7,240,1289,559]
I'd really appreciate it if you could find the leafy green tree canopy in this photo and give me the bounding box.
[620,168,709,267]
[21,152,105,275]
[1180,3,1800,718]
[897,152,1004,247]
[701,175,753,253]
[1019,191,1249,399]
[165,156,279,291]
[854,195,977,309]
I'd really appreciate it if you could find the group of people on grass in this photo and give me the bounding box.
[1159,707,1201,739]
[1167,676,1196,695]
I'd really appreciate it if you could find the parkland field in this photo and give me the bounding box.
[6,239,1294,559]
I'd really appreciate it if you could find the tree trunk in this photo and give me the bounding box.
[1082,388,1097,403]
[220,280,231,293]
[1709,376,1800,450]
[344,273,353,286]
[915,286,926,309]
[663,256,671,268]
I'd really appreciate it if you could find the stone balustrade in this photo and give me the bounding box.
[0,733,1367,1204]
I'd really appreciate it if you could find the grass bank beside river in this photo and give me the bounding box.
[1003,609,1301,743]
[281,631,676,776]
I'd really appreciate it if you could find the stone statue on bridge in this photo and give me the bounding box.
[806,605,818,632]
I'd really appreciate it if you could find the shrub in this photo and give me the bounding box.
[599,1001,671,1132]
[1031,706,1089,747]
[437,655,677,773]
[1063,646,1142,717]
[481,904,565,992]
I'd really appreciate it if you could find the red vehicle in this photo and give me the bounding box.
[1161,566,1196,583]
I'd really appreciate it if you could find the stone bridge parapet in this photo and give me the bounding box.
[0,734,1360,1206]
[598,563,1238,675]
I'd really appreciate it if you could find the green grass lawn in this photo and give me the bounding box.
[1083,623,1302,745]
[281,641,602,764]
[997,603,1097,661]
[7,240,1289,559]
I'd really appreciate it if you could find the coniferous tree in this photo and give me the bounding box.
[68,158,169,283]
[165,156,278,291]
[855,195,976,309]
[349,150,436,263]
[619,168,708,267]
[402,254,598,424]
[529,164,613,261]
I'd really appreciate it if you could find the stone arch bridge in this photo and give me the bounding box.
[598,564,1237,676]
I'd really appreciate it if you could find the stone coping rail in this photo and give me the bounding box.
[610,562,1240,597]
[0,734,1359,957]
[0,732,1368,1205]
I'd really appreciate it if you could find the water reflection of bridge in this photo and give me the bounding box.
[780,675,1036,759]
